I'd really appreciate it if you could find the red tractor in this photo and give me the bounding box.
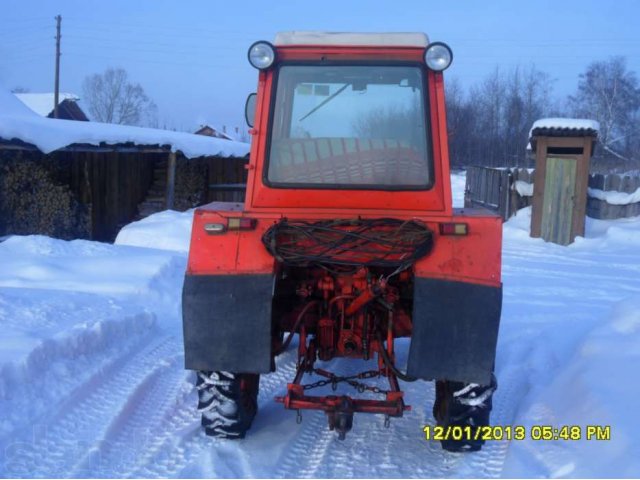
[182,32,502,451]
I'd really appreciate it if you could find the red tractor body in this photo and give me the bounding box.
[182,32,502,445]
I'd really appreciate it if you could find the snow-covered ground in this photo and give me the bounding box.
[450,169,466,208]
[1,171,639,478]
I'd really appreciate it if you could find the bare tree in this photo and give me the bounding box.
[569,57,640,166]
[82,68,158,126]
[445,77,476,166]
[471,67,508,166]
[352,105,420,144]
[445,58,640,170]
[504,66,553,166]
[445,66,553,168]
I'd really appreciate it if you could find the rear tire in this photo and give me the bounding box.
[432,375,497,452]
[196,371,260,439]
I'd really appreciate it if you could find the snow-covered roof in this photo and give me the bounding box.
[195,124,235,141]
[15,93,80,117]
[274,31,429,47]
[529,118,600,139]
[0,87,249,158]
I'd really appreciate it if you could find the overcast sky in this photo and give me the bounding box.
[1,0,639,135]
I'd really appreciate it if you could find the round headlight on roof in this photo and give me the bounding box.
[248,41,276,70]
[425,42,453,72]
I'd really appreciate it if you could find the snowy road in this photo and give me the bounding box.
[1,176,639,478]
[0,332,509,478]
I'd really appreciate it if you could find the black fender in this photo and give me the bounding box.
[182,274,273,373]
[407,277,502,385]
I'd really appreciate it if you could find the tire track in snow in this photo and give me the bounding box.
[446,344,536,478]
[274,345,532,479]
[367,380,453,479]
[131,346,301,478]
[68,350,187,477]
[2,334,178,478]
[274,410,332,479]
[0,320,156,452]
[313,379,457,479]
[273,357,354,479]
[131,398,203,478]
[273,357,454,479]
[5,323,533,479]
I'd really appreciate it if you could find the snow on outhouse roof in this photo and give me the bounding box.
[529,118,600,139]
[0,86,249,158]
[274,31,429,47]
[15,93,80,117]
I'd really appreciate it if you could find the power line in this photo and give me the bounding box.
[2,45,51,56]
[0,25,51,36]
[0,35,52,48]
[62,16,267,35]
[0,16,53,24]
[63,33,246,50]
[59,17,640,45]
[62,40,241,57]
[66,52,250,70]
[2,54,52,64]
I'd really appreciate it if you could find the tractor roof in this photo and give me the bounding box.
[274,31,429,48]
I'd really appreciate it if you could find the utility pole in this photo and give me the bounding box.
[53,15,61,119]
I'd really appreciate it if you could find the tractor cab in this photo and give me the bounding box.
[243,32,453,213]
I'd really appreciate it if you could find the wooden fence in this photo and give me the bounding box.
[464,166,534,220]
[0,146,248,242]
[465,166,640,221]
[207,155,247,203]
[463,167,511,219]
[587,173,640,219]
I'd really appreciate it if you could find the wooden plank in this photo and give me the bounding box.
[82,154,92,236]
[589,173,605,189]
[463,167,472,208]
[621,175,635,193]
[541,156,577,245]
[570,138,591,239]
[110,151,120,239]
[508,168,521,218]
[165,151,177,209]
[90,152,102,240]
[545,137,593,149]
[208,183,247,191]
[499,168,510,220]
[530,137,548,238]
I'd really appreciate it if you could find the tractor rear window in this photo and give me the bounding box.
[266,64,431,189]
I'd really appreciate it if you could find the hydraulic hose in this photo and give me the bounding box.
[275,300,319,355]
[375,331,417,382]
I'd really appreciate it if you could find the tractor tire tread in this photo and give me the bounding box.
[196,370,259,439]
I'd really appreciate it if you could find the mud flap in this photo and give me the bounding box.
[407,278,502,385]
[182,274,273,373]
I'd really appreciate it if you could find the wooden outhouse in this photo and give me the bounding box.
[529,119,598,245]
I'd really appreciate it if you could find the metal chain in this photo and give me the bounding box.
[302,369,390,395]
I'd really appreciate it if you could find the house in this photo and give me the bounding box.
[14,93,90,121]
[194,124,234,140]
[1,87,250,241]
